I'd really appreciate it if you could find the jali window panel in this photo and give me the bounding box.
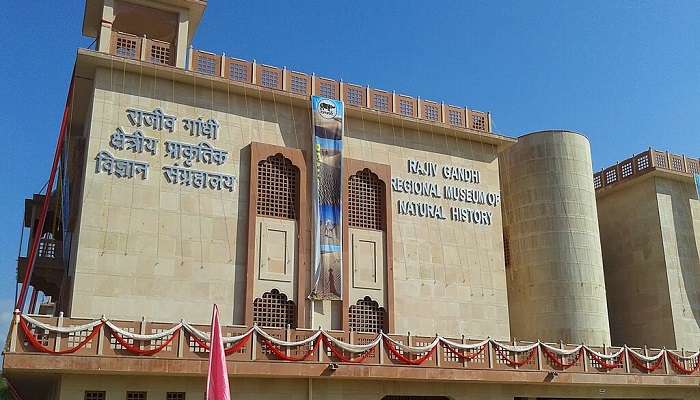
[348,169,384,231]
[349,296,386,333]
[253,289,296,328]
[256,155,299,219]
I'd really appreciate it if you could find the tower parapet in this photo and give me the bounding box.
[82,0,207,68]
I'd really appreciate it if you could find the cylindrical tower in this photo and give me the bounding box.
[500,130,611,344]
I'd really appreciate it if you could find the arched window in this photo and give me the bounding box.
[348,296,386,333]
[253,289,296,328]
[256,154,298,219]
[348,169,384,230]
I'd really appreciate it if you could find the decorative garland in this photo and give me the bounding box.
[541,346,583,369]
[383,337,437,365]
[189,330,253,355]
[628,351,665,373]
[494,346,537,367]
[110,329,179,356]
[19,318,103,355]
[321,335,375,363]
[587,350,624,370]
[15,314,700,373]
[440,341,487,362]
[667,352,700,375]
[262,337,320,361]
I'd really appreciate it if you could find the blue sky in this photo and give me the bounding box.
[1,1,699,334]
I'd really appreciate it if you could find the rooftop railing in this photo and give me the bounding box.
[110,31,174,66]
[7,314,700,378]
[594,148,700,191]
[186,49,492,134]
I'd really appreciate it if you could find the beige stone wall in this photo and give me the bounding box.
[70,66,510,338]
[57,374,699,400]
[344,117,509,339]
[597,177,675,347]
[500,131,611,345]
[71,66,311,324]
[655,176,700,349]
[598,175,700,349]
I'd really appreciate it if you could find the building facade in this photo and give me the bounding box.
[4,1,700,399]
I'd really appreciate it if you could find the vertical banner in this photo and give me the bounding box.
[310,96,344,299]
[695,173,700,199]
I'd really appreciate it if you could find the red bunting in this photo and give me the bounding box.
[383,338,437,365]
[494,346,537,367]
[541,346,583,369]
[188,330,252,355]
[109,329,179,356]
[261,337,320,361]
[321,335,376,363]
[19,319,102,355]
[440,342,487,362]
[667,353,700,375]
[628,352,665,373]
[586,350,623,370]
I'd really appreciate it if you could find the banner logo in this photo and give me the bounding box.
[318,99,338,119]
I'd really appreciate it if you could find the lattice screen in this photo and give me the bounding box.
[126,392,147,400]
[423,103,439,121]
[346,87,364,106]
[196,56,217,76]
[84,392,106,400]
[348,296,386,333]
[348,169,384,231]
[115,36,137,59]
[150,43,170,65]
[471,112,486,131]
[399,99,414,116]
[372,93,390,112]
[229,61,249,82]
[253,289,296,328]
[319,81,337,99]
[24,323,49,347]
[256,155,298,219]
[448,110,463,126]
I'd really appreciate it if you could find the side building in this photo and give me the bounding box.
[595,149,700,350]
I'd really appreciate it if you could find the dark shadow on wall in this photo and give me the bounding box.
[232,145,251,325]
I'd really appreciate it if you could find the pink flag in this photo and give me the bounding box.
[207,304,231,400]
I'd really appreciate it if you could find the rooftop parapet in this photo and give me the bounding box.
[186,49,493,134]
[594,148,700,192]
[102,36,494,135]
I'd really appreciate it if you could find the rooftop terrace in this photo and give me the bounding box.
[594,148,700,192]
